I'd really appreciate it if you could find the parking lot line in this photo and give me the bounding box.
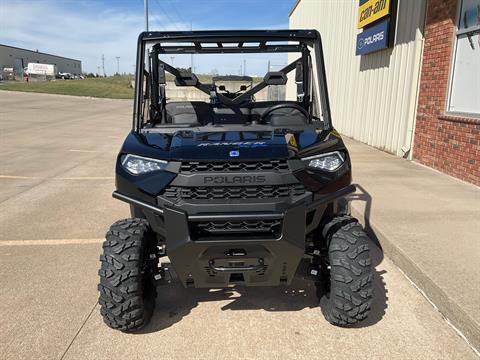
[0,175,39,179]
[0,175,113,180]
[0,238,104,246]
[55,176,114,180]
[69,149,101,153]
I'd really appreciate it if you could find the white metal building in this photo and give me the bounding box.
[288,0,427,158]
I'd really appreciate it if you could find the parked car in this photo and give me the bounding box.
[56,72,72,80]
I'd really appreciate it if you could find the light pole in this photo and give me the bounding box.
[144,0,149,31]
[101,54,105,77]
[170,56,175,67]
[116,57,120,75]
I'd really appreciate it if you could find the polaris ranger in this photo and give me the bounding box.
[98,30,374,331]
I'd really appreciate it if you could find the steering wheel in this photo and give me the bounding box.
[260,103,309,122]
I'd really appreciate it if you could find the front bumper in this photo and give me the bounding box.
[112,184,355,288]
[164,205,305,287]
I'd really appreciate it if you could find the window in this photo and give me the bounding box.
[448,0,480,115]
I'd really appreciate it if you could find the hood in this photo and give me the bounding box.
[122,127,342,161]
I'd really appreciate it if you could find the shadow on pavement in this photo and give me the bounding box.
[138,184,387,334]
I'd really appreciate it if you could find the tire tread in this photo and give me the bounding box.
[98,218,156,332]
[321,216,374,326]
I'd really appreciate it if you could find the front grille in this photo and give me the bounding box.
[204,264,269,277]
[162,184,306,201]
[192,219,282,238]
[180,160,289,173]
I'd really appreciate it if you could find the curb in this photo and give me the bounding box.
[350,202,480,353]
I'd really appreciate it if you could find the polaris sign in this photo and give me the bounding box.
[356,18,389,55]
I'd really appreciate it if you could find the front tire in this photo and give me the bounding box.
[319,216,374,326]
[98,218,158,332]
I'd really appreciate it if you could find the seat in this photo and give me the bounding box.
[248,101,307,125]
[268,110,308,126]
[165,102,213,125]
[213,105,250,124]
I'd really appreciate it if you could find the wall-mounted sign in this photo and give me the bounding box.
[358,0,391,28]
[356,18,390,55]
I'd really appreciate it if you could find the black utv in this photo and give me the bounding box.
[98,30,374,331]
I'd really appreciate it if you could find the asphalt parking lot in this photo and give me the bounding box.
[0,91,477,360]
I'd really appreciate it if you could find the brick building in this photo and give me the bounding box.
[289,0,479,186]
[413,0,479,185]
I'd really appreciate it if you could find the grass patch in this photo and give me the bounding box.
[0,76,134,99]
[0,74,263,99]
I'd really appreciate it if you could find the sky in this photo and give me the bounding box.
[0,0,297,75]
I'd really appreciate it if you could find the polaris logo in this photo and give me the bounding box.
[358,31,385,49]
[203,175,266,184]
[197,141,267,147]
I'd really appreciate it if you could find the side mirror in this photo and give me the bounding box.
[218,85,226,91]
[240,85,247,91]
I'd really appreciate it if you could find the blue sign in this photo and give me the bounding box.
[356,18,390,55]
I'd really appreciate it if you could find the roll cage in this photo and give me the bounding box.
[133,30,332,132]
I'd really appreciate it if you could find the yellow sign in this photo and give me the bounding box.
[358,0,391,29]
[285,133,298,148]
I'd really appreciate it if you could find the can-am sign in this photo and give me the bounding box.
[358,0,391,28]
[356,18,389,55]
[356,0,394,55]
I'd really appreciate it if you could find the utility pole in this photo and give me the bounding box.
[190,21,194,73]
[144,0,149,31]
[102,54,105,77]
[243,59,246,76]
[170,56,175,67]
[97,66,101,76]
[116,57,120,75]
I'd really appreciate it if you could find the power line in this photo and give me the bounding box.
[169,0,189,28]
[152,0,182,30]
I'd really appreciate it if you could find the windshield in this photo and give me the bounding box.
[133,30,330,131]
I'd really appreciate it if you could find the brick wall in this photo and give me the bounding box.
[413,0,480,186]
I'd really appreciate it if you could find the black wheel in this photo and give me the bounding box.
[98,218,158,332]
[318,216,373,326]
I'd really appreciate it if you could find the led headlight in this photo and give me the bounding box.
[121,154,167,175]
[302,151,345,171]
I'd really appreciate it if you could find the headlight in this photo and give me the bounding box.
[121,154,167,175]
[302,151,345,171]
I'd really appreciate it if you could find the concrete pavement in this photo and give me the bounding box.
[0,92,477,359]
[345,137,480,351]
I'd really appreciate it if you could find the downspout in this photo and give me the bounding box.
[402,0,428,159]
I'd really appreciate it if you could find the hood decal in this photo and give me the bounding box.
[197,141,267,147]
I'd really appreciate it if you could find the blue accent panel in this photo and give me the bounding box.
[356,18,390,56]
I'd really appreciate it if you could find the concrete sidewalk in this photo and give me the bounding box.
[345,137,480,352]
